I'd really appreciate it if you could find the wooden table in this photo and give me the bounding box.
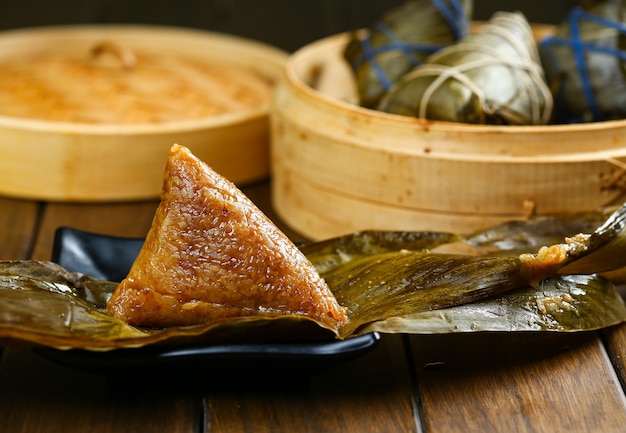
[2,181,626,433]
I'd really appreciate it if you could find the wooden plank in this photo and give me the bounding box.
[204,334,418,433]
[601,322,626,389]
[30,201,159,261]
[0,347,201,433]
[0,196,39,259]
[0,196,39,364]
[409,332,626,433]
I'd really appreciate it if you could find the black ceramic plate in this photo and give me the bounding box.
[37,227,380,379]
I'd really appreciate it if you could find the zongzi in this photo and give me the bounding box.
[106,144,349,332]
[378,11,553,125]
[343,0,473,108]
[538,0,626,123]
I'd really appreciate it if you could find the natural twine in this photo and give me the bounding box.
[402,17,553,124]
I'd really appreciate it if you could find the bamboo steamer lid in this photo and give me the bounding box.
[0,25,286,201]
[271,31,626,241]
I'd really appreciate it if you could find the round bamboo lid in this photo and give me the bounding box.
[0,25,287,201]
[0,39,273,125]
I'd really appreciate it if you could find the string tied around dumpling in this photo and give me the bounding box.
[406,18,553,124]
[354,21,446,91]
[350,0,470,92]
[412,57,552,124]
[539,6,626,123]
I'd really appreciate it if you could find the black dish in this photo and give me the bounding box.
[37,227,380,380]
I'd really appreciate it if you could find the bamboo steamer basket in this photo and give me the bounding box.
[0,25,286,201]
[271,30,626,241]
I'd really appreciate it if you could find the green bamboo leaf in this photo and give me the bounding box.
[1,204,626,350]
[354,275,626,334]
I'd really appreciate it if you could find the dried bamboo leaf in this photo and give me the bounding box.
[0,261,330,350]
[0,261,149,349]
[355,275,626,335]
[306,204,626,337]
[301,230,460,273]
[1,205,626,350]
[327,252,528,338]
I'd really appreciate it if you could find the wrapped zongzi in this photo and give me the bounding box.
[378,11,553,125]
[344,0,473,108]
[538,0,626,123]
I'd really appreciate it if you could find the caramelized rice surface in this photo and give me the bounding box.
[106,145,348,331]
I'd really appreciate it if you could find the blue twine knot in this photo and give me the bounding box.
[352,0,469,91]
[539,6,626,122]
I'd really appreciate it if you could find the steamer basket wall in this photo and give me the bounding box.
[270,32,626,241]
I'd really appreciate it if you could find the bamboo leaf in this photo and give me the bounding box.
[2,205,626,350]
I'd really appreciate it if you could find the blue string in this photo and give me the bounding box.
[351,0,468,92]
[354,20,445,90]
[357,28,395,90]
[432,0,469,40]
[375,21,440,67]
[539,7,626,122]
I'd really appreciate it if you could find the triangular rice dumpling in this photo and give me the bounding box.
[106,144,348,332]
